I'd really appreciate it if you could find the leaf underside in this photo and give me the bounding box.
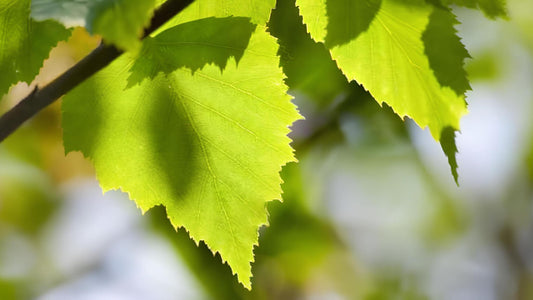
[62,19,301,289]
[296,0,471,181]
[56,0,292,290]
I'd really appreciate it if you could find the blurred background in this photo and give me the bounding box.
[1,0,532,299]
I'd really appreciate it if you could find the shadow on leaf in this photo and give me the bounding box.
[127,17,256,87]
[422,6,471,97]
[324,0,381,48]
[62,76,104,157]
[146,84,199,202]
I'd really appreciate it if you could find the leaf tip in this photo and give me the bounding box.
[440,126,460,185]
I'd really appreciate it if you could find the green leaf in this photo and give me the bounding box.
[297,0,468,179]
[294,0,328,43]
[88,0,156,51]
[62,19,300,289]
[422,6,471,182]
[297,0,468,139]
[127,17,257,85]
[32,0,275,50]
[0,0,70,98]
[440,126,459,184]
[31,0,157,51]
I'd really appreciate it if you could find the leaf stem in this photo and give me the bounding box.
[0,0,194,143]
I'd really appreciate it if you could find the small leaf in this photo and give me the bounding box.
[31,0,157,51]
[127,17,257,86]
[0,0,70,98]
[88,0,156,51]
[440,126,459,184]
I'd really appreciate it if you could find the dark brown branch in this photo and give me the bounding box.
[0,0,194,142]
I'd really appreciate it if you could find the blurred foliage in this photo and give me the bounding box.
[0,167,57,234]
[466,50,501,81]
[1,0,533,299]
[0,278,20,300]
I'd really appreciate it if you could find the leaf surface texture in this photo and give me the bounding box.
[297,0,470,180]
[62,18,300,289]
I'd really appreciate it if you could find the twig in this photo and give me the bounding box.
[0,0,194,142]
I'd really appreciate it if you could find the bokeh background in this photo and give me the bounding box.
[1,0,533,299]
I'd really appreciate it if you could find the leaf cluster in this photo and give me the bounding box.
[0,0,507,289]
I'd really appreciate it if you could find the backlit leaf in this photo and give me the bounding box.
[62,19,300,289]
[88,0,156,50]
[0,0,70,98]
[297,0,469,180]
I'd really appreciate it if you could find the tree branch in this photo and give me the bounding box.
[0,0,194,143]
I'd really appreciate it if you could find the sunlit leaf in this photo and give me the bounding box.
[0,0,70,98]
[62,19,300,288]
[297,0,469,180]
[88,0,156,50]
